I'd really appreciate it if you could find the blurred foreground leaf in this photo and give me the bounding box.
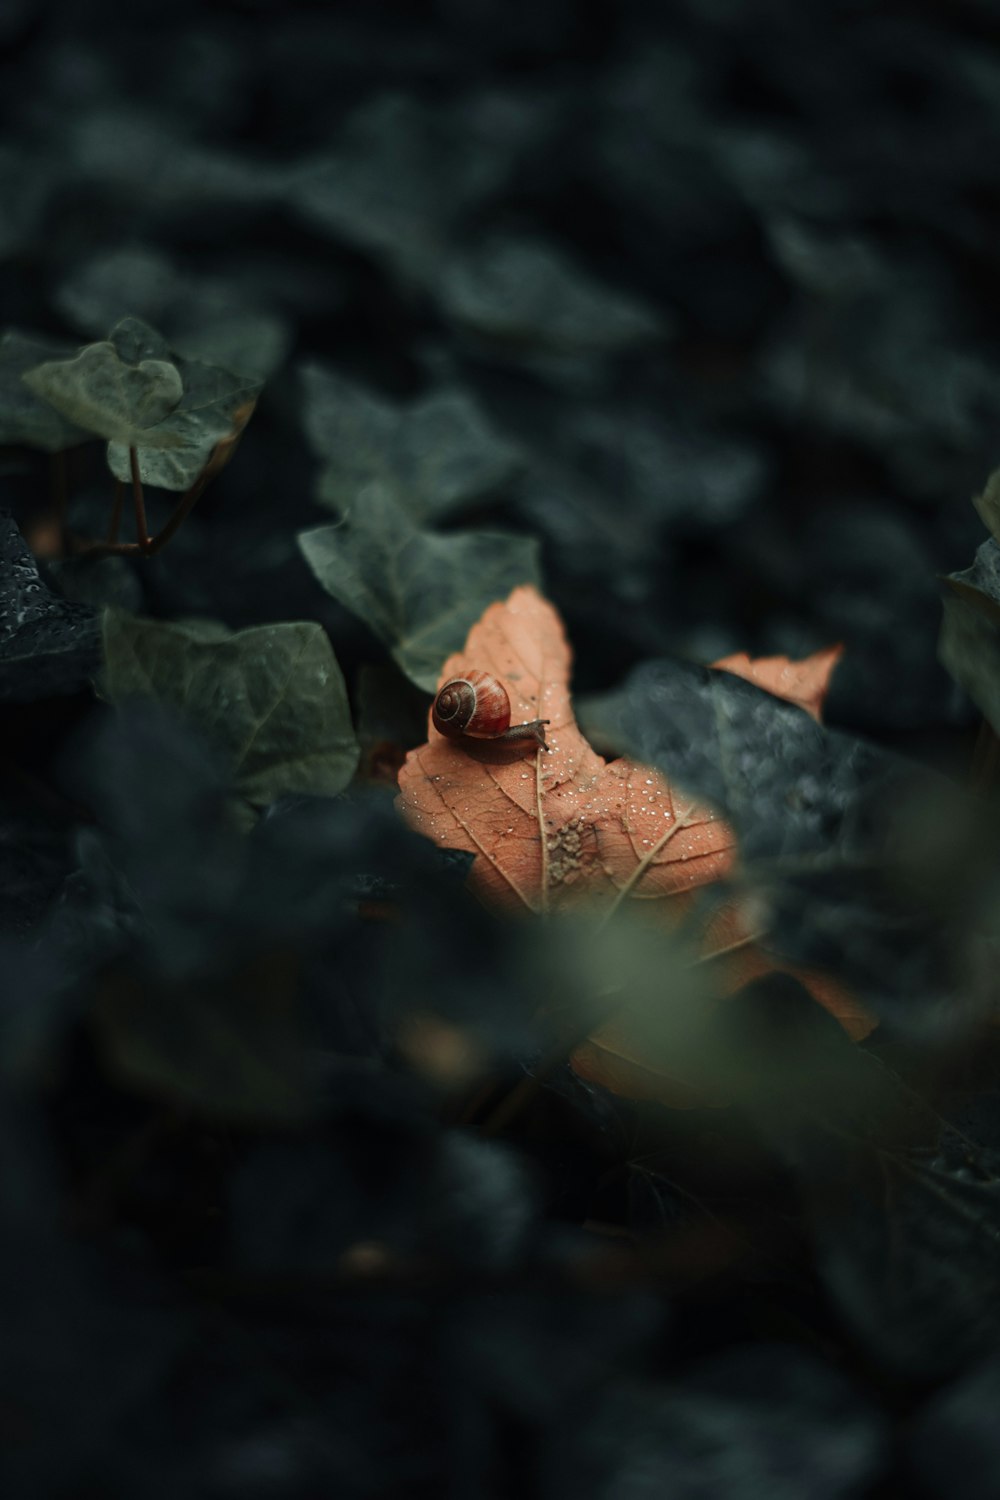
[96,950,316,1124]
[725,975,1000,1380]
[436,234,669,354]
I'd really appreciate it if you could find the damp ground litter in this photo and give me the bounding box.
[3,4,1000,1497]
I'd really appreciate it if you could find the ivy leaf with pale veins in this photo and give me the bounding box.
[22,317,261,492]
[22,334,184,447]
[298,483,541,690]
[302,362,522,522]
[100,612,359,807]
[0,512,101,701]
[0,331,92,452]
[103,319,261,492]
[940,538,1000,732]
[604,655,954,1019]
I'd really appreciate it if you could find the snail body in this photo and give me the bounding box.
[432,670,550,751]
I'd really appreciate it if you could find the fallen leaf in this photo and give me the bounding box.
[396,586,873,1104]
[711,644,844,722]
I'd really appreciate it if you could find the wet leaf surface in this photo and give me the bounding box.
[0,512,100,700]
[398,585,875,1101]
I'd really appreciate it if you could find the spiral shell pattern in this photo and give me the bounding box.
[432,670,511,739]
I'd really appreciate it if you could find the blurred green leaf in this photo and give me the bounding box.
[96,953,317,1124]
[298,483,540,690]
[57,247,292,380]
[101,611,359,806]
[436,234,669,353]
[940,540,1000,731]
[0,332,92,452]
[973,470,1000,545]
[727,978,1000,1380]
[302,362,522,521]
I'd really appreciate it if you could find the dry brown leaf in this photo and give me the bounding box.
[396,586,874,1104]
[711,644,844,722]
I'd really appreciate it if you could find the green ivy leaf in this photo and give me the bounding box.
[22,317,261,492]
[101,612,359,807]
[104,318,260,491]
[22,339,184,446]
[940,540,1000,732]
[973,469,1000,546]
[0,332,93,452]
[298,483,541,690]
[302,362,522,521]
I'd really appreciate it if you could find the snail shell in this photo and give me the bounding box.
[432,671,549,750]
[433,670,510,738]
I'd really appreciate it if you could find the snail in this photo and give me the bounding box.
[432,671,550,751]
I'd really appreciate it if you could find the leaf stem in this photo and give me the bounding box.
[142,469,211,555]
[129,446,148,549]
[69,468,211,559]
[535,742,549,915]
[107,477,125,543]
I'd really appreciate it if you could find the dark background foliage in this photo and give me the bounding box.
[3,1,1000,1495]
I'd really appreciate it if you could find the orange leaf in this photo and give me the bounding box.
[396,586,874,1103]
[711,644,844,722]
